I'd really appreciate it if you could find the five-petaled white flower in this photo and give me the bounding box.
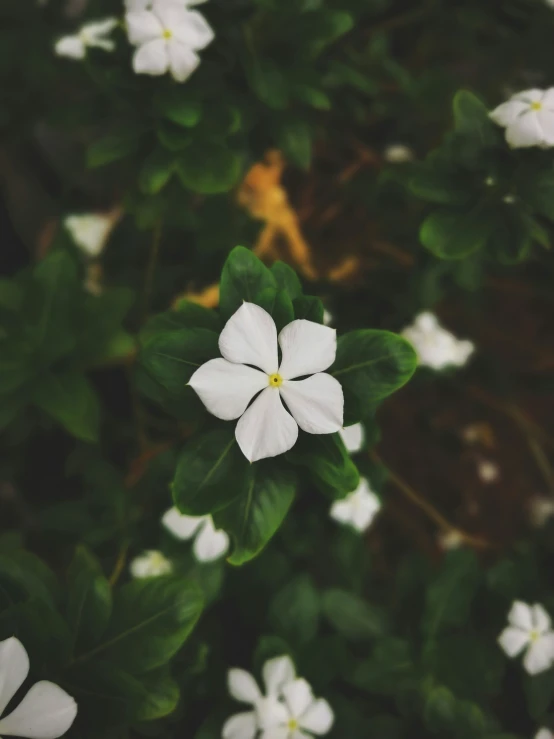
[330,478,381,533]
[401,312,474,370]
[498,601,554,675]
[64,213,116,258]
[536,729,554,739]
[162,507,229,562]
[125,2,214,82]
[490,89,554,149]
[0,637,77,738]
[263,678,334,739]
[339,423,364,454]
[189,302,344,463]
[130,549,173,578]
[55,18,118,59]
[223,655,296,739]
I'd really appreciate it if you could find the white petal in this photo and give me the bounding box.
[524,639,554,675]
[498,627,530,657]
[64,214,113,257]
[350,481,381,532]
[193,518,229,562]
[133,38,169,76]
[235,388,298,463]
[537,109,554,146]
[55,36,85,59]
[280,374,343,435]
[543,88,554,109]
[415,312,438,332]
[129,550,172,578]
[278,320,337,380]
[0,681,77,739]
[299,698,334,734]
[508,601,534,631]
[162,508,205,540]
[222,712,257,739]
[262,655,296,696]
[533,604,552,634]
[167,41,200,82]
[260,730,289,739]
[513,89,545,104]
[330,498,356,526]
[489,100,529,127]
[83,18,118,39]
[219,303,278,375]
[189,358,268,421]
[227,669,261,705]
[125,0,150,9]
[282,679,314,720]
[0,638,29,716]
[172,10,214,49]
[506,113,544,148]
[339,423,364,453]
[125,10,163,45]
[536,729,553,739]
[256,697,289,731]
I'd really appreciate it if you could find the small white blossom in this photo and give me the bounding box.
[339,423,364,454]
[55,18,118,59]
[330,479,381,533]
[263,679,334,739]
[402,312,474,370]
[189,302,344,462]
[0,637,77,738]
[498,601,554,675]
[223,656,296,739]
[529,497,554,528]
[383,144,414,163]
[64,213,115,258]
[536,730,553,739]
[126,2,214,82]
[477,460,499,483]
[130,549,172,578]
[490,89,554,149]
[162,507,229,562]
[437,529,464,551]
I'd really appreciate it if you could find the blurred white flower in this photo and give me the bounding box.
[490,89,554,149]
[64,213,115,258]
[339,423,364,454]
[264,678,334,739]
[498,601,554,675]
[383,144,414,163]
[529,497,554,528]
[0,637,77,738]
[401,312,474,370]
[130,550,172,578]
[536,729,553,739]
[330,478,381,533]
[477,460,499,484]
[223,656,296,739]
[189,302,343,462]
[437,529,464,551]
[126,2,214,82]
[55,18,118,59]
[162,507,229,562]
[323,309,333,326]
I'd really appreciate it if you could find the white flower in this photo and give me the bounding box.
[0,637,77,739]
[162,507,229,562]
[339,423,364,454]
[189,302,344,463]
[529,497,554,528]
[383,144,414,163]
[401,312,474,370]
[64,213,115,258]
[55,18,118,59]
[490,89,554,149]
[130,550,172,578]
[498,601,554,675]
[330,478,381,533]
[536,730,553,739]
[262,679,334,739]
[126,2,214,82]
[437,529,464,551]
[223,656,296,739]
[477,460,499,484]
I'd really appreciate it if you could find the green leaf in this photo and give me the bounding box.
[255,287,294,332]
[287,432,359,497]
[87,132,142,168]
[277,119,312,170]
[322,589,386,640]
[331,330,417,424]
[67,546,112,652]
[244,57,289,110]
[142,301,220,341]
[526,168,554,221]
[349,638,415,696]
[177,142,242,194]
[420,207,491,259]
[524,667,554,720]
[0,550,59,609]
[424,686,457,734]
[75,578,203,673]
[271,262,302,300]
[157,122,193,151]
[173,428,251,516]
[154,90,202,127]
[422,551,481,638]
[131,667,180,721]
[139,147,175,195]
[214,464,297,566]
[219,246,277,320]
[33,372,100,442]
[453,90,498,148]
[269,574,320,646]
[410,168,472,205]
[293,84,331,110]
[293,295,324,323]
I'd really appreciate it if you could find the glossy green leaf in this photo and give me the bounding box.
[67,546,112,652]
[293,295,324,323]
[420,207,491,259]
[139,147,175,194]
[269,574,320,646]
[322,589,386,640]
[271,262,303,300]
[255,287,294,332]
[287,432,359,497]
[177,143,242,194]
[33,372,100,442]
[219,246,276,320]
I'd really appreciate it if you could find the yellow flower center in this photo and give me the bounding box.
[530,629,540,642]
[531,101,542,111]
[268,373,283,388]
[287,719,299,730]
[163,29,172,39]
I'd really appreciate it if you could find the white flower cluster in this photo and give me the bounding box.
[490,89,554,149]
[223,655,333,739]
[55,0,214,83]
[402,312,474,371]
[0,637,77,738]
[498,601,554,675]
